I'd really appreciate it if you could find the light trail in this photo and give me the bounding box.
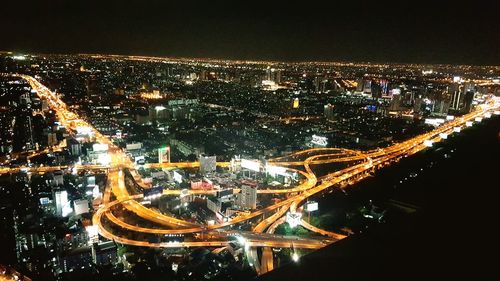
[10,74,498,262]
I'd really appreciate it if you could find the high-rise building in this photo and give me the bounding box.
[237,184,257,209]
[54,190,71,217]
[47,133,58,147]
[463,91,475,113]
[265,67,272,81]
[314,76,321,93]
[363,80,372,94]
[51,170,64,186]
[86,76,99,100]
[356,78,364,92]
[450,90,462,110]
[275,70,282,84]
[68,138,82,156]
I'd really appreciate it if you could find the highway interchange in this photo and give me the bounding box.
[3,74,498,275]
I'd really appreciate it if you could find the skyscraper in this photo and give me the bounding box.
[238,184,257,209]
[450,90,462,111]
[463,91,474,113]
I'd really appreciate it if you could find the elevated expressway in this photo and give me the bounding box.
[8,74,499,263]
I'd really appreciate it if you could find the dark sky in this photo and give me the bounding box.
[1,0,498,65]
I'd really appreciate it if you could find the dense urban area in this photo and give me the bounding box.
[0,52,499,281]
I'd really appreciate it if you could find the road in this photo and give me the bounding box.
[11,74,499,274]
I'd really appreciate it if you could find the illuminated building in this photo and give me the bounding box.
[450,90,462,111]
[54,190,72,217]
[236,184,257,209]
[47,132,57,147]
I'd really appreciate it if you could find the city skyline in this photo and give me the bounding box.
[0,1,499,280]
[1,0,499,65]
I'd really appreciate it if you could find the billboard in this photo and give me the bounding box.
[173,171,183,183]
[311,135,328,146]
[391,88,401,95]
[126,142,142,150]
[305,201,318,212]
[241,159,261,172]
[39,197,50,205]
[158,146,171,163]
[424,118,445,127]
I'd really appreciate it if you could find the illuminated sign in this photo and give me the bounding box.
[126,142,142,150]
[293,98,299,109]
[311,135,328,146]
[439,133,448,139]
[158,146,170,163]
[391,88,401,95]
[453,126,461,133]
[366,105,377,111]
[39,197,50,205]
[424,118,445,127]
[306,201,318,212]
[173,171,183,183]
[241,159,261,172]
[446,115,455,121]
[466,121,473,127]
[423,140,433,147]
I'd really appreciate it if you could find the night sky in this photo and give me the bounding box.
[1,0,498,65]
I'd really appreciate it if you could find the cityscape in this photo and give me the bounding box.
[1,1,499,281]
